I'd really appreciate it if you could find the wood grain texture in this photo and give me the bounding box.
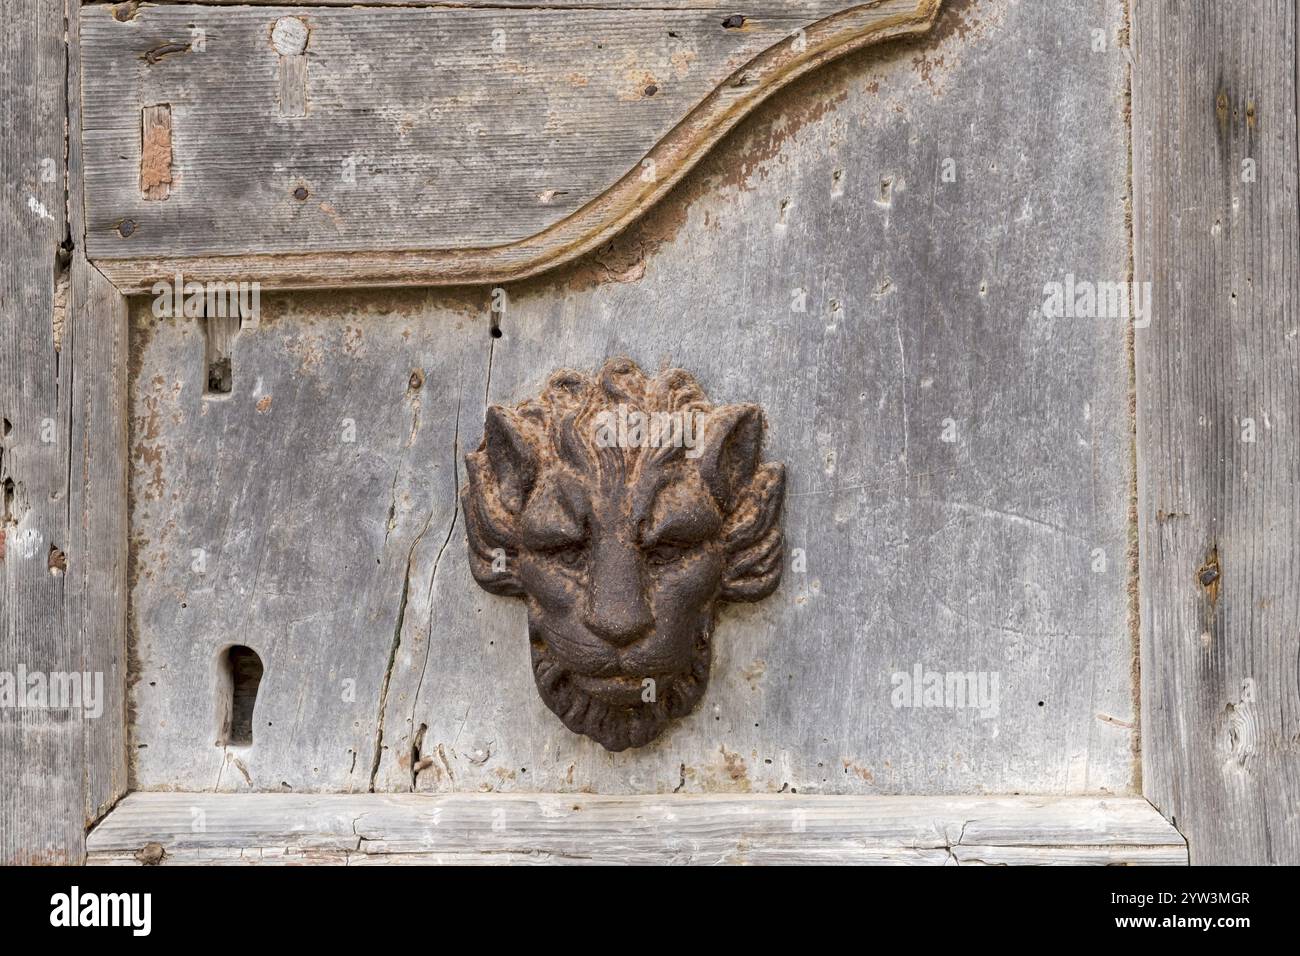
[1,0,78,866]
[1,0,129,864]
[67,259,131,832]
[126,0,1138,800]
[80,1,942,291]
[127,289,491,792]
[1132,0,1300,865]
[85,792,1185,865]
[373,0,1137,796]
[133,1,878,12]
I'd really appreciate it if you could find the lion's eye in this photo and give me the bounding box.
[548,544,587,569]
[645,543,689,566]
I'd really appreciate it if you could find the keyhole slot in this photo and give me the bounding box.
[203,314,240,397]
[216,645,263,747]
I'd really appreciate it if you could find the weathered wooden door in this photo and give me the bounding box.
[2,0,1296,866]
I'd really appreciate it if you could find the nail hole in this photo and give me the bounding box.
[643,84,658,97]
[217,645,264,747]
[293,186,309,201]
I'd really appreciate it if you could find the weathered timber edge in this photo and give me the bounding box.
[90,0,942,293]
[86,793,1187,865]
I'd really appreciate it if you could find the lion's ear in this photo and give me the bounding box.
[720,461,785,603]
[482,405,538,514]
[697,404,764,514]
[462,405,535,598]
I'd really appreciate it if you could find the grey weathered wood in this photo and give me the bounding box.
[68,0,132,832]
[128,289,491,792]
[122,0,1138,800]
[134,1,883,12]
[1,0,129,863]
[66,259,131,828]
[79,1,942,290]
[373,0,1138,796]
[952,845,1187,866]
[85,792,1185,865]
[1,0,78,865]
[1132,0,1300,865]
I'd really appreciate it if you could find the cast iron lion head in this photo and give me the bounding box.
[463,359,785,751]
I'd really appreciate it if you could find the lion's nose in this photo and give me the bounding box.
[584,544,653,647]
[586,602,653,646]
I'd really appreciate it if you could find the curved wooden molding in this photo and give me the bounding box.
[82,1,941,291]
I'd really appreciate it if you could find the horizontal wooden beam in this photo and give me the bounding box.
[80,1,941,291]
[112,2,883,18]
[87,793,1187,865]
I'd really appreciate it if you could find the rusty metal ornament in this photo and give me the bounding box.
[463,359,786,752]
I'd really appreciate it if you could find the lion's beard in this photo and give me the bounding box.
[528,627,712,752]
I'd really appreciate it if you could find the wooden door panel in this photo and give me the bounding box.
[124,0,1137,796]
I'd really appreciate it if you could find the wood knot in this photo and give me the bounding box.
[1197,546,1221,606]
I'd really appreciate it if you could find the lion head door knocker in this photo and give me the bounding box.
[463,359,786,751]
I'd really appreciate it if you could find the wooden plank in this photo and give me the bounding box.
[1,0,82,866]
[1,0,130,863]
[68,0,133,832]
[953,845,1188,866]
[85,792,1186,865]
[65,258,131,827]
[79,1,942,290]
[130,1,874,12]
[1132,0,1300,865]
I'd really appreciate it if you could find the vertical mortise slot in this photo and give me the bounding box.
[272,18,310,118]
[140,104,173,200]
[217,645,264,747]
[203,314,240,397]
